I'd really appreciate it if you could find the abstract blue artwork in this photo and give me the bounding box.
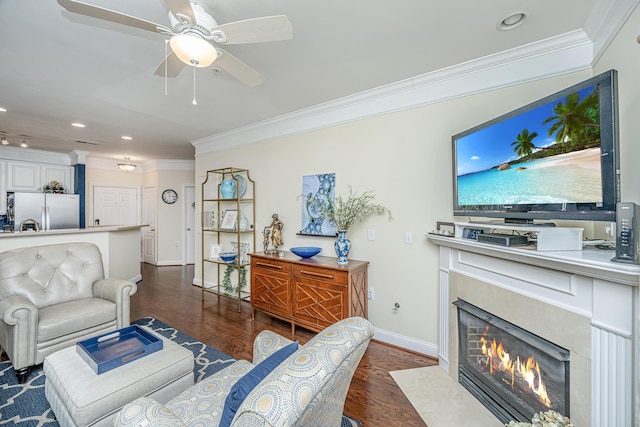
[300,173,336,236]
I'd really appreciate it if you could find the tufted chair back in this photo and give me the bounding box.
[0,243,105,309]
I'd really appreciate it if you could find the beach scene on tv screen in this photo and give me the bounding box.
[456,84,603,206]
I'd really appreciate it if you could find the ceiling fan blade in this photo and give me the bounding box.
[57,0,167,33]
[212,15,292,44]
[154,51,187,78]
[162,0,196,24]
[215,49,265,87]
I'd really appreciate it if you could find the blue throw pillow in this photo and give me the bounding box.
[219,340,299,426]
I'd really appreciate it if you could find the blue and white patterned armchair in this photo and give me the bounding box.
[114,317,374,427]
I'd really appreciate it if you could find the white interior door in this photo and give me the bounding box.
[185,186,195,264]
[93,186,138,225]
[142,187,157,265]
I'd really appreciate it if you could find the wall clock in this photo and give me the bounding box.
[162,189,178,204]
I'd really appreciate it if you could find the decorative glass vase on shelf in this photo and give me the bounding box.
[220,179,236,199]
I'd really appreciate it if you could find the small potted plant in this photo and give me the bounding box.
[309,186,391,264]
[40,180,68,194]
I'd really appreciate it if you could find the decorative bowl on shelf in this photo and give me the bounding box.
[289,246,322,258]
[219,251,238,263]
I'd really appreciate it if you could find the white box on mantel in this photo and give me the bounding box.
[536,227,583,251]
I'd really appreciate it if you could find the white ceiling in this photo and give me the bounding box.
[0,0,635,162]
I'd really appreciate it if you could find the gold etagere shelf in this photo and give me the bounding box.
[201,167,256,311]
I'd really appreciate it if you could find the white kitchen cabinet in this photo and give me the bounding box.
[43,165,72,190]
[7,161,41,191]
[6,161,72,192]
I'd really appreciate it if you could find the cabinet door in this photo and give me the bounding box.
[292,277,347,329]
[7,161,40,191]
[251,267,291,315]
[43,165,72,190]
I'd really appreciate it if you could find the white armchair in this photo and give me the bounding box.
[0,242,137,383]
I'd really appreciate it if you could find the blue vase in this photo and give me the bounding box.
[220,179,236,199]
[334,230,351,264]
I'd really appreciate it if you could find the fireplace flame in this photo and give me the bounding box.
[480,328,552,408]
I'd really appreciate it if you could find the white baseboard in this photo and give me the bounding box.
[155,260,184,266]
[370,327,439,359]
[192,277,439,357]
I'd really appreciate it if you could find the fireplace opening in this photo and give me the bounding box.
[454,299,570,423]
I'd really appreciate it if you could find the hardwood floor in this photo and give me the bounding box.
[131,263,436,426]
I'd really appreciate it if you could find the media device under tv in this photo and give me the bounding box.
[452,69,620,223]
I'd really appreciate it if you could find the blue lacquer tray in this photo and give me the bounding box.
[76,325,163,374]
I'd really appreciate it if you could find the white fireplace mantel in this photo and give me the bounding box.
[428,233,640,427]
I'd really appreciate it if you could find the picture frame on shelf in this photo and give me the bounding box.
[203,211,216,230]
[231,242,250,263]
[209,244,222,260]
[220,209,238,231]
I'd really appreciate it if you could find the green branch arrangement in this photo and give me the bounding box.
[306,186,392,231]
[222,264,247,293]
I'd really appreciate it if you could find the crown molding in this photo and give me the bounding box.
[86,157,194,172]
[585,0,639,64]
[143,159,195,172]
[192,29,594,155]
[0,146,76,165]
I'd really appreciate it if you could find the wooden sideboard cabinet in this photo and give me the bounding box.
[250,251,369,335]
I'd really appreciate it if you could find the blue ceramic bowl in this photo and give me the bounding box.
[290,246,322,258]
[219,251,237,263]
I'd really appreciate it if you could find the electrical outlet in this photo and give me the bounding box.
[368,288,374,300]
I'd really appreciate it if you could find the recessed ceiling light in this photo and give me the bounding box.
[121,136,133,141]
[497,12,527,31]
[72,122,86,128]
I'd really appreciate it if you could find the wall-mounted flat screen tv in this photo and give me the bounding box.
[452,69,620,223]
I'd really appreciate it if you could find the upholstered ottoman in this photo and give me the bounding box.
[44,331,194,427]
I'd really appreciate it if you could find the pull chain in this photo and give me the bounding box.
[164,40,168,96]
[191,59,199,105]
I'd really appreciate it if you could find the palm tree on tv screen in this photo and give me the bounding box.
[511,128,539,158]
[543,90,600,152]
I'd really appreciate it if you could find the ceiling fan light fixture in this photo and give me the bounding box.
[169,34,217,67]
[117,156,137,171]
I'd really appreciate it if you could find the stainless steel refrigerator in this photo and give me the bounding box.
[11,192,80,231]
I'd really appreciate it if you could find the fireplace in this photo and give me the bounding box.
[454,299,570,423]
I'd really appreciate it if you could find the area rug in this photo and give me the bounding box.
[0,316,360,426]
[390,366,502,427]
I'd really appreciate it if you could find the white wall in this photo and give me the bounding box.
[196,6,640,355]
[87,158,195,266]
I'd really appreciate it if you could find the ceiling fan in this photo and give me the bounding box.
[57,0,293,86]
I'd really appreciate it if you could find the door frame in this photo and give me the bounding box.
[142,186,157,265]
[183,184,196,265]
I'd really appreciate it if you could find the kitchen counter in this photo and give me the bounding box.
[0,225,146,282]
[0,225,144,237]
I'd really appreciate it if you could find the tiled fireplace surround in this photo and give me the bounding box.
[430,236,640,427]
